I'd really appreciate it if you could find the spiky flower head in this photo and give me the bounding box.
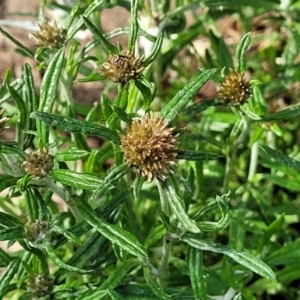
[27,274,53,297]
[0,109,10,133]
[120,113,179,182]
[219,69,252,106]
[23,148,53,177]
[24,219,50,244]
[31,21,66,49]
[99,50,145,84]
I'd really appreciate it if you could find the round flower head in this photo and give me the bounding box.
[219,69,252,106]
[99,50,145,84]
[27,274,53,297]
[31,21,66,49]
[120,113,179,182]
[23,148,53,177]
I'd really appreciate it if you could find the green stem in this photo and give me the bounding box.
[156,179,171,285]
[158,236,171,285]
[247,141,259,181]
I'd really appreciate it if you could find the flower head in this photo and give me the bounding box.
[0,109,10,133]
[120,113,178,182]
[27,274,53,297]
[31,21,66,49]
[219,69,252,106]
[99,50,145,83]
[23,148,53,177]
[24,219,50,244]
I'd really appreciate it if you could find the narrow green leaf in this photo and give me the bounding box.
[0,226,24,241]
[72,196,148,258]
[55,234,106,283]
[197,193,230,231]
[6,84,28,130]
[37,47,65,147]
[0,26,34,58]
[50,225,81,245]
[31,111,121,144]
[177,149,222,161]
[135,77,153,108]
[0,248,12,266]
[99,259,139,290]
[107,289,123,300]
[112,106,132,124]
[183,236,276,280]
[128,0,139,52]
[144,225,167,249]
[0,175,20,192]
[144,32,164,66]
[260,146,300,172]
[157,180,200,233]
[233,293,242,300]
[259,105,300,121]
[23,64,38,149]
[235,32,251,73]
[81,16,117,54]
[132,173,145,199]
[50,169,103,190]
[54,149,90,161]
[0,212,22,227]
[0,258,20,298]
[257,214,285,253]
[265,238,300,265]
[0,142,25,158]
[66,0,107,41]
[92,163,131,199]
[143,267,170,299]
[25,189,38,222]
[160,69,217,123]
[44,242,88,273]
[186,99,218,115]
[80,290,108,300]
[189,246,206,300]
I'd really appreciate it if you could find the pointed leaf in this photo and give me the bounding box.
[260,145,300,172]
[37,47,65,147]
[72,196,148,258]
[0,258,20,298]
[143,267,170,299]
[183,236,276,280]
[50,169,103,190]
[177,149,222,161]
[31,111,121,144]
[157,180,200,233]
[236,32,251,73]
[81,16,117,54]
[160,69,217,123]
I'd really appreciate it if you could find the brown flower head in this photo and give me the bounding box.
[27,274,53,297]
[120,113,179,182]
[99,50,145,83]
[219,69,252,106]
[24,219,50,244]
[0,109,10,133]
[31,21,66,49]
[23,148,53,177]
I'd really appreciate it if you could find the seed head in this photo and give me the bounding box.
[31,21,66,49]
[0,109,10,133]
[24,219,50,244]
[27,274,53,297]
[219,69,252,106]
[99,50,145,83]
[120,113,178,182]
[23,148,53,177]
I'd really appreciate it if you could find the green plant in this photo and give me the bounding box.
[1,0,300,299]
